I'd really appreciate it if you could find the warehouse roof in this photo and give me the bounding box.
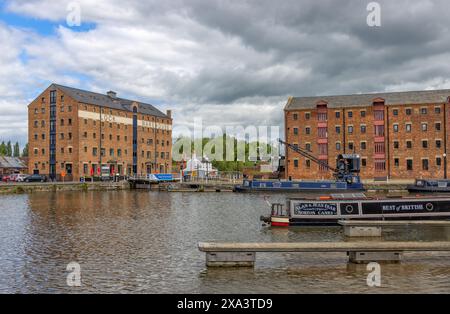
[51,84,170,118]
[285,89,450,110]
[0,157,27,169]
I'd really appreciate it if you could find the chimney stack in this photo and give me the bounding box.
[166,110,172,118]
[107,91,117,99]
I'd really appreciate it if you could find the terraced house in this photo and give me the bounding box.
[285,90,450,181]
[28,84,173,181]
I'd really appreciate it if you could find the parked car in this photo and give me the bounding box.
[2,175,11,182]
[24,174,47,183]
[15,174,29,182]
[8,174,19,182]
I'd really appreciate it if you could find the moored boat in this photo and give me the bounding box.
[235,178,364,193]
[407,179,450,193]
[260,193,450,226]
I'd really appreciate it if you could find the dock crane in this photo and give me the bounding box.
[279,139,362,184]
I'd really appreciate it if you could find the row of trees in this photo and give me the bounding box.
[0,141,28,157]
[173,135,277,172]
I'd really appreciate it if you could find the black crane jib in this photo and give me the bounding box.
[279,139,338,174]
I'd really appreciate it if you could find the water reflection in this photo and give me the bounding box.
[0,191,449,293]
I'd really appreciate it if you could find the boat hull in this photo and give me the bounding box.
[407,186,450,193]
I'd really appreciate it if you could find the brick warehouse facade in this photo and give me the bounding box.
[284,90,450,181]
[28,84,172,181]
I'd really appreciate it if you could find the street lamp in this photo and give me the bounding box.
[202,156,210,183]
[444,153,447,179]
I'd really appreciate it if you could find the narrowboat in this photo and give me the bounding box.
[234,178,364,193]
[407,179,450,193]
[260,193,450,226]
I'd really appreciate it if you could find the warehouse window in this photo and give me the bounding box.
[318,127,327,138]
[361,159,367,167]
[360,142,367,150]
[360,110,366,118]
[348,111,353,118]
[406,159,413,171]
[294,159,299,168]
[406,141,412,149]
[435,107,441,114]
[393,109,399,116]
[305,160,311,168]
[293,128,299,135]
[348,126,354,134]
[361,125,366,133]
[375,143,385,154]
[393,124,399,132]
[422,159,429,171]
[421,108,428,115]
[335,112,341,119]
[318,112,327,121]
[348,142,354,151]
[406,124,412,132]
[293,113,298,121]
[319,161,328,172]
[375,125,384,136]
[305,127,310,135]
[336,142,341,151]
[394,141,399,149]
[336,126,341,134]
[436,122,441,131]
[375,160,386,172]
[374,110,384,121]
[421,123,428,132]
[305,113,311,120]
[406,108,412,115]
[422,140,428,149]
[318,144,327,155]
[436,140,442,149]
[437,157,442,167]
[394,158,399,167]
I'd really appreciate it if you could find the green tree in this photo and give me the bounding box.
[13,142,20,157]
[0,141,6,156]
[22,143,29,157]
[6,141,12,157]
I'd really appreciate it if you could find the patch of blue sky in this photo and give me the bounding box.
[0,8,96,35]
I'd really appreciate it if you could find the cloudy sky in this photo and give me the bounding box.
[1,0,450,146]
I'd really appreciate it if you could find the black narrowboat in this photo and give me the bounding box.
[407,179,450,193]
[260,193,450,226]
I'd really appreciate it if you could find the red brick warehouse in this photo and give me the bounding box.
[28,84,173,182]
[284,90,450,181]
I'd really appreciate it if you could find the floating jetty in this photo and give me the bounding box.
[198,241,450,266]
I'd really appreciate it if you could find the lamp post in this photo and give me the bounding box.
[444,153,447,179]
[203,156,210,183]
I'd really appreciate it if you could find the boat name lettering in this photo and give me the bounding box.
[293,202,337,216]
[382,204,424,212]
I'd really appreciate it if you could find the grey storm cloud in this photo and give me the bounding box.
[2,0,450,143]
